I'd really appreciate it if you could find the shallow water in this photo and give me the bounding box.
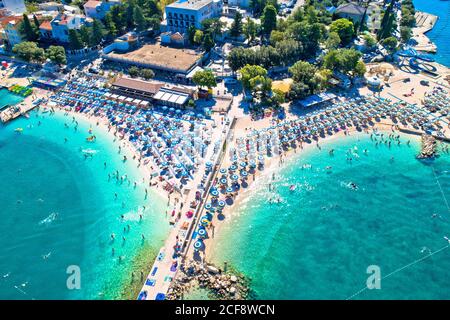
[0,88,24,110]
[210,133,450,299]
[0,111,169,299]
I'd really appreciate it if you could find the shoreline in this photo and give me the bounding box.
[38,107,174,300]
[203,119,444,262]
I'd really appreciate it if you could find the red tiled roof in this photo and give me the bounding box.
[39,20,52,31]
[84,0,101,9]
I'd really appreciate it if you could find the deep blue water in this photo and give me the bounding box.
[414,0,450,66]
[210,133,450,299]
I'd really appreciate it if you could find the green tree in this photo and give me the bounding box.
[128,66,140,77]
[192,69,217,89]
[105,12,118,37]
[329,18,354,46]
[12,41,45,62]
[134,6,148,31]
[140,68,155,80]
[230,11,243,38]
[381,36,398,52]
[32,15,40,31]
[261,4,277,36]
[68,29,84,50]
[45,45,67,65]
[193,30,203,45]
[325,32,341,50]
[323,48,363,77]
[91,19,105,45]
[354,60,366,77]
[400,26,412,43]
[362,33,377,47]
[19,14,39,42]
[187,25,197,44]
[126,0,137,29]
[79,25,91,46]
[270,30,284,45]
[239,64,268,89]
[289,60,317,85]
[202,32,215,52]
[243,17,258,42]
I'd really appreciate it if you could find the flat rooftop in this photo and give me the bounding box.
[167,0,214,10]
[106,44,202,73]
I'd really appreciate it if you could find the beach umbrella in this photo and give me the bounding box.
[211,190,219,197]
[198,228,207,238]
[220,178,227,185]
[226,186,233,193]
[218,200,225,207]
[205,203,212,210]
[240,170,248,177]
[194,240,203,251]
[231,174,239,181]
[229,165,237,171]
[219,168,227,174]
[240,162,247,168]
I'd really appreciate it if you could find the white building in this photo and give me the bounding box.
[0,0,26,15]
[84,0,121,20]
[0,14,24,47]
[224,0,249,8]
[51,13,89,43]
[165,0,222,33]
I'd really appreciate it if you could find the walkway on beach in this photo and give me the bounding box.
[140,114,234,300]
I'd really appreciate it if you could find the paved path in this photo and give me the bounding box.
[139,115,233,300]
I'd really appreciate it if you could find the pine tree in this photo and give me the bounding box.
[68,29,84,50]
[230,11,243,38]
[20,14,39,42]
[134,6,147,31]
[91,19,105,45]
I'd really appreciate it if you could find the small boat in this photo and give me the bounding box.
[86,135,96,142]
[14,127,23,133]
[23,113,30,118]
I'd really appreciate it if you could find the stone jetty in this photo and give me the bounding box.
[166,260,251,300]
[417,134,437,159]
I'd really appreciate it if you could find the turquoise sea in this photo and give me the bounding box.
[414,0,450,67]
[0,88,24,110]
[210,133,450,299]
[0,110,169,299]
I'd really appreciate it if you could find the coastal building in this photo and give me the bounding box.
[164,0,223,33]
[0,14,23,47]
[39,20,53,41]
[335,2,366,25]
[50,13,89,43]
[161,31,188,46]
[0,0,26,15]
[110,77,196,107]
[84,0,121,20]
[365,2,383,33]
[38,2,64,12]
[223,0,250,7]
[103,43,203,82]
[103,32,138,53]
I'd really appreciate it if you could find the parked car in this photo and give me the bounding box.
[224,78,238,85]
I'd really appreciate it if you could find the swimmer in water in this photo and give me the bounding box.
[350,182,358,190]
[42,252,51,260]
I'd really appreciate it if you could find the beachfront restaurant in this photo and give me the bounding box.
[110,77,164,102]
[153,87,195,108]
[297,92,337,108]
